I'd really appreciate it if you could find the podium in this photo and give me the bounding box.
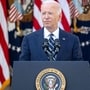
[11,61,90,90]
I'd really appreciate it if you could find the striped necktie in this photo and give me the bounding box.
[47,34,56,61]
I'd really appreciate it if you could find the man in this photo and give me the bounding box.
[19,0,83,61]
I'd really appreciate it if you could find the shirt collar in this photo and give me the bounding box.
[44,27,59,39]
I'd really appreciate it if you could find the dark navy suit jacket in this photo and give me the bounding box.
[19,28,83,61]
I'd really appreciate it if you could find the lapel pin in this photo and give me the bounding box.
[62,37,66,40]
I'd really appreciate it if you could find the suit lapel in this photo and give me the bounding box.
[59,29,67,44]
[38,28,44,47]
[37,29,48,60]
[56,29,67,60]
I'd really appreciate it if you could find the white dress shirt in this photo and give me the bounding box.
[44,27,59,40]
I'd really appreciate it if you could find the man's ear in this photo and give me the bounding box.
[59,12,62,22]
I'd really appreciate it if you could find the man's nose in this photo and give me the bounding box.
[45,13,49,18]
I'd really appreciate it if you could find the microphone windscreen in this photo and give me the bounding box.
[55,39,60,47]
[42,39,48,48]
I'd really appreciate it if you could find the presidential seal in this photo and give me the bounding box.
[36,68,66,90]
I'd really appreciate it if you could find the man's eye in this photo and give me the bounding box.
[42,12,46,15]
[48,12,52,15]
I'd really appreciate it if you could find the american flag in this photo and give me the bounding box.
[0,0,10,90]
[68,0,80,18]
[82,0,89,6]
[33,0,80,32]
[9,1,23,22]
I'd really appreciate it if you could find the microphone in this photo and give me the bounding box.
[42,39,53,60]
[42,39,48,54]
[55,39,60,54]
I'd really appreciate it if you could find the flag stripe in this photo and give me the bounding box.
[0,45,10,81]
[0,26,9,65]
[0,0,10,89]
[9,1,23,22]
[0,0,8,45]
[82,0,88,6]
[1,0,7,19]
[9,5,17,20]
[68,0,79,18]
[61,11,71,32]
[0,66,5,84]
[33,17,41,30]
[34,0,42,11]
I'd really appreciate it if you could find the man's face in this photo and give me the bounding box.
[41,3,61,30]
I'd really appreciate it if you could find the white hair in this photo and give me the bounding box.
[41,0,62,15]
